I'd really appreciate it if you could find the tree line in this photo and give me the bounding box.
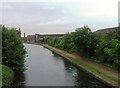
[42,26,120,70]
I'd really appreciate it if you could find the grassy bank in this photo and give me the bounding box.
[43,44,119,87]
[2,65,14,88]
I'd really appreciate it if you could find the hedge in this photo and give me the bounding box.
[2,65,14,87]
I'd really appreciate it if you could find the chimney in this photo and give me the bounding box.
[24,33,25,38]
[18,28,21,37]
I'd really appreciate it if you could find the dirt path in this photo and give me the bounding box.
[69,53,119,79]
[43,44,120,87]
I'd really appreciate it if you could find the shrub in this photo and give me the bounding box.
[2,65,14,87]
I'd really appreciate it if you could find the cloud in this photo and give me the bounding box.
[1,0,119,36]
[3,4,13,9]
[61,0,119,19]
[44,6,56,10]
[37,19,72,25]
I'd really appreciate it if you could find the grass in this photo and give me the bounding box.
[43,44,119,87]
[61,53,118,85]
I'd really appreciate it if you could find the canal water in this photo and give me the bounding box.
[13,44,110,87]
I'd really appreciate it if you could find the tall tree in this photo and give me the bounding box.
[2,25,27,73]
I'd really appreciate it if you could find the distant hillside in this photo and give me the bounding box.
[95,27,120,33]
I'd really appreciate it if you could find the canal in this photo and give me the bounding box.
[13,44,110,87]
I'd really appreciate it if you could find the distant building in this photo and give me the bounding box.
[27,35,36,43]
[35,34,64,43]
[16,28,21,37]
[24,33,26,38]
[21,33,27,42]
[95,27,120,33]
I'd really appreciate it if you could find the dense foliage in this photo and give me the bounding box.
[42,26,120,69]
[1,25,27,73]
[95,31,120,69]
[2,65,14,87]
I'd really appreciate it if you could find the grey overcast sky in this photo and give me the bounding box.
[0,0,119,36]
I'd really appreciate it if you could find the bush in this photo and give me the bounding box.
[70,26,99,57]
[2,65,14,87]
[95,32,120,69]
[1,25,27,73]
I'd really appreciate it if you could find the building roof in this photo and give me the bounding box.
[95,27,120,33]
[35,34,64,37]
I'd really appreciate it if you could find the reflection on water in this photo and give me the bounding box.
[12,44,111,87]
[57,56,109,87]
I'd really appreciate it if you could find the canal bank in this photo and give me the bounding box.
[43,44,119,87]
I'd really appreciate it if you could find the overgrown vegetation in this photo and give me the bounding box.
[2,65,14,87]
[2,25,27,73]
[0,25,27,87]
[42,26,120,70]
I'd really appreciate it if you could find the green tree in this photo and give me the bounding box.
[72,26,99,57]
[62,33,72,50]
[95,30,120,69]
[2,25,27,73]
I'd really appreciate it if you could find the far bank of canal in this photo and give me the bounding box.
[13,44,113,87]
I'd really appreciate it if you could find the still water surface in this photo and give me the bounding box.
[13,44,110,87]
